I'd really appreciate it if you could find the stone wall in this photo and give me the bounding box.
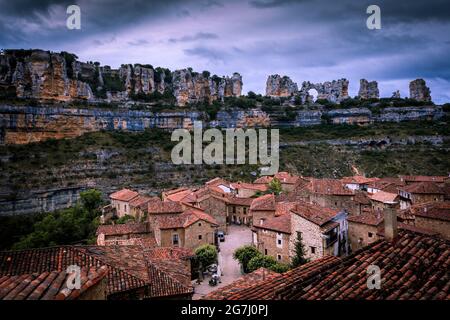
[256,229,291,264]
[347,221,380,251]
[290,213,323,261]
[414,216,450,240]
[184,220,216,250]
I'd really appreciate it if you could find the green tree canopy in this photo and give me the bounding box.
[268,177,283,195]
[233,245,260,273]
[291,232,309,268]
[195,244,217,270]
[247,255,277,272]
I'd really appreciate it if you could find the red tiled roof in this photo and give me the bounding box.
[412,202,450,222]
[253,176,273,184]
[0,246,147,297]
[291,201,338,226]
[0,265,108,300]
[341,175,376,184]
[225,230,450,300]
[109,189,139,202]
[307,179,354,196]
[203,268,278,300]
[164,188,197,203]
[148,200,183,214]
[253,211,291,234]
[96,223,148,236]
[129,195,158,209]
[400,175,448,184]
[275,202,297,216]
[369,191,399,204]
[226,196,254,206]
[250,194,276,211]
[231,182,268,192]
[222,256,341,300]
[274,172,299,184]
[347,210,384,226]
[158,208,218,230]
[353,192,371,205]
[400,182,445,194]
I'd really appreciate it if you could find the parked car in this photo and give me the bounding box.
[217,231,225,242]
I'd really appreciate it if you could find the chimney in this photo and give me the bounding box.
[384,205,398,242]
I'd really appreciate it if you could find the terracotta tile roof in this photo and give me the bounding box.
[109,189,139,202]
[226,231,449,300]
[164,188,197,203]
[96,223,148,236]
[253,211,291,234]
[342,175,376,184]
[250,194,276,211]
[400,182,445,195]
[347,210,384,226]
[274,172,299,184]
[400,175,448,184]
[369,191,399,204]
[253,176,273,184]
[0,246,147,297]
[145,247,194,261]
[205,177,229,186]
[0,265,108,300]
[226,196,254,206]
[411,201,450,222]
[307,179,354,196]
[353,192,371,205]
[148,200,183,214]
[377,222,438,237]
[222,256,341,300]
[275,202,297,216]
[231,182,268,192]
[158,208,218,230]
[81,246,193,298]
[129,195,157,208]
[291,201,339,226]
[203,268,278,300]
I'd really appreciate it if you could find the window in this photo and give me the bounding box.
[172,234,179,246]
[198,235,202,240]
[368,232,373,238]
[232,206,236,214]
[324,228,338,247]
[310,246,316,254]
[198,222,202,227]
[243,207,247,215]
[264,249,268,255]
[277,254,282,261]
[260,219,264,226]
[276,233,283,248]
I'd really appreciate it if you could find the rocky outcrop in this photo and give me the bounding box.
[172,69,241,106]
[409,79,431,102]
[299,79,349,103]
[266,74,298,97]
[392,90,401,99]
[358,79,379,99]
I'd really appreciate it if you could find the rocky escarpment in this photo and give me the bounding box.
[0,49,241,107]
[266,74,298,97]
[172,69,242,106]
[409,78,431,102]
[298,79,349,103]
[358,79,379,99]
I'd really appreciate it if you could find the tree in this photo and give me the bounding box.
[195,244,217,270]
[247,255,277,272]
[233,245,260,273]
[291,232,309,268]
[268,177,282,195]
[80,189,103,215]
[115,214,135,224]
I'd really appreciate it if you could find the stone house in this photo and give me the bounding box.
[368,190,400,211]
[129,195,159,221]
[109,188,139,218]
[398,182,445,209]
[231,182,268,198]
[274,172,300,192]
[195,188,229,233]
[96,222,156,246]
[289,202,347,261]
[347,210,384,251]
[156,207,219,250]
[227,196,254,226]
[341,175,375,191]
[249,193,276,227]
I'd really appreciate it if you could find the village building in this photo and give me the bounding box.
[398,182,445,209]
[96,222,156,246]
[368,190,400,211]
[109,188,139,218]
[129,195,159,221]
[249,193,277,227]
[231,182,268,198]
[341,175,376,191]
[226,196,254,226]
[213,220,450,300]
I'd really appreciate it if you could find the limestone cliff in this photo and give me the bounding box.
[409,79,432,102]
[0,49,242,107]
[266,74,298,97]
[299,79,349,103]
[358,79,379,99]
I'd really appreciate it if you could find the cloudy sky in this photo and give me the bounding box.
[1,0,450,103]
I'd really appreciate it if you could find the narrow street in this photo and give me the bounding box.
[192,225,252,299]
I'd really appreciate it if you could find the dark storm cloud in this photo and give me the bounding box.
[0,0,449,102]
[169,32,219,43]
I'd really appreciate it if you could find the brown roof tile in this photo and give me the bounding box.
[400,182,445,195]
[307,179,354,196]
[96,223,148,236]
[369,191,399,204]
[109,189,139,202]
[250,194,276,211]
[291,201,339,226]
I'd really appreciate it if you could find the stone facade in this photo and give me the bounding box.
[347,221,380,251]
[253,228,291,264]
[414,216,450,240]
[197,194,228,233]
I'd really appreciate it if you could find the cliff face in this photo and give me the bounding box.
[299,79,349,103]
[0,49,241,107]
[358,79,379,99]
[266,74,298,97]
[409,78,432,102]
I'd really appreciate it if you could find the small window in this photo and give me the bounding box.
[232,206,236,214]
[310,246,316,254]
[243,207,247,215]
[368,232,373,238]
[172,234,179,246]
[198,222,202,227]
[198,235,202,240]
[264,249,268,255]
[277,254,282,261]
[277,239,282,245]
